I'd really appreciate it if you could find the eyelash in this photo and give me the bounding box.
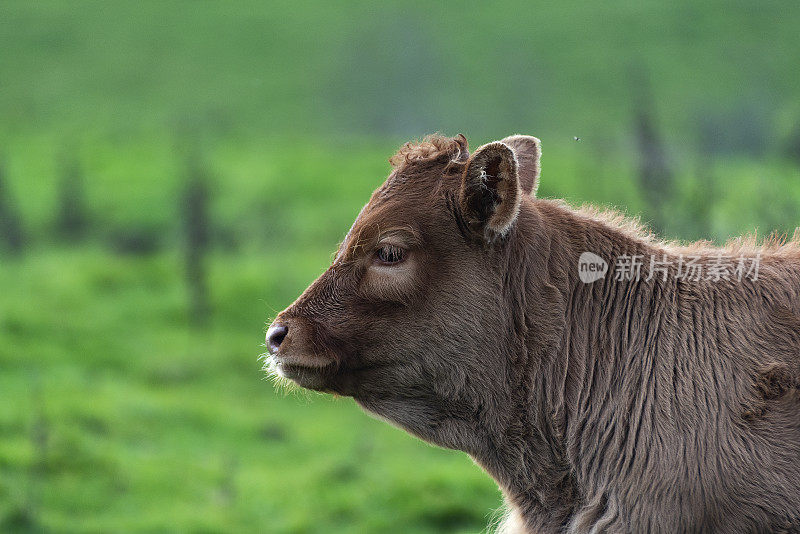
[375,244,405,265]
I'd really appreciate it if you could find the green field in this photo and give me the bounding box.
[2,2,800,533]
[0,247,500,533]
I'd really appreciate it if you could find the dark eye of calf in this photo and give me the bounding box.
[375,244,405,265]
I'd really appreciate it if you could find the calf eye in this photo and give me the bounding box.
[375,244,405,265]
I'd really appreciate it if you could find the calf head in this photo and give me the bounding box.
[266,133,541,451]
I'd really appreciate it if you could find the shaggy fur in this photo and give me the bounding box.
[267,134,800,533]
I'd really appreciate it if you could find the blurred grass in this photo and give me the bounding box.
[2,1,800,140]
[2,1,800,532]
[0,135,510,532]
[0,247,500,533]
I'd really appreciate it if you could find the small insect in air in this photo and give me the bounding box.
[573,136,581,142]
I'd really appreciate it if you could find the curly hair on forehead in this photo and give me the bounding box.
[388,133,469,170]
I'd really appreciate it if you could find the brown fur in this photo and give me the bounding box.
[267,134,800,533]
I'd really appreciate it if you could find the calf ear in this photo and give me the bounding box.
[500,134,541,196]
[459,142,521,241]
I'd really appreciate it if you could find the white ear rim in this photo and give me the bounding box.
[500,134,541,196]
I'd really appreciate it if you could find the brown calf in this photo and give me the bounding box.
[266,134,800,533]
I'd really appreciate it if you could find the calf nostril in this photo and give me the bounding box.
[266,324,289,354]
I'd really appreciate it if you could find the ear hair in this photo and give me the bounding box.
[500,134,541,196]
[459,142,521,242]
[453,133,469,162]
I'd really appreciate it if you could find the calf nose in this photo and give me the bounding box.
[266,323,289,354]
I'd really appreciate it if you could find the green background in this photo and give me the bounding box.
[1,2,799,532]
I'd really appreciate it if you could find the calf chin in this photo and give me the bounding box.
[355,393,485,454]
